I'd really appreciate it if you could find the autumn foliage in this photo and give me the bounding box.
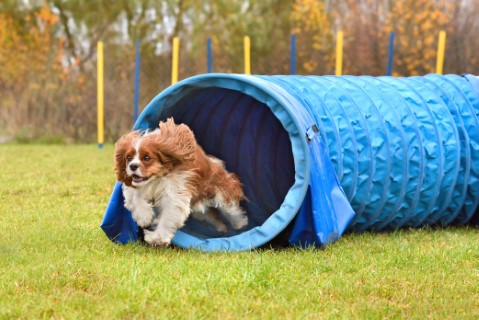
[291,0,334,74]
[386,0,453,76]
[0,4,93,141]
[1,0,479,142]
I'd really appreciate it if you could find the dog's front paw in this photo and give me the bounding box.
[143,230,171,248]
[133,209,155,228]
[135,215,154,229]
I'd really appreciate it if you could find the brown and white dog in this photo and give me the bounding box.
[114,118,248,247]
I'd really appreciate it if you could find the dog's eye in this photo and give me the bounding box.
[144,155,151,161]
[126,156,132,161]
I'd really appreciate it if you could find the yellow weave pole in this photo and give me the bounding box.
[171,37,180,85]
[244,36,251,74]
[436,31,447,75]
[97,41,104,149]
[335,31,344,76]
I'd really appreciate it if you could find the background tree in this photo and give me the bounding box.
[445,0,479,74]
[386,0,454,76]
[336,0,388,75]
[0,3,64,137]
[1,0,479,143]
[186,0,294,75]
[290,0,335,74]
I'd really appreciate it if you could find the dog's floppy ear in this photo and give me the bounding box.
[157,118,197,163]
[113,132,138,186]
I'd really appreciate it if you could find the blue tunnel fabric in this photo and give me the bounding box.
[101,74,479,252]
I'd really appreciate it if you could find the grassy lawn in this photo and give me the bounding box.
[1,144,478,319]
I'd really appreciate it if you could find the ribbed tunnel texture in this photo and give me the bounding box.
[165,75,479,235]
[264,74,479,231]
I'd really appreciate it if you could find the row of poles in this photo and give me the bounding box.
[96,31,448,148]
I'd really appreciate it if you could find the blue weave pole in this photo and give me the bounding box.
[101,74,479,251]
[133,39,141,123]
[386,32,395,76]
[207,38,213,73]
[290,34,296,75]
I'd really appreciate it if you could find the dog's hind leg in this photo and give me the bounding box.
[191,208,228,234]
[217,202,248,230]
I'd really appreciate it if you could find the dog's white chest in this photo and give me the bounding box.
[139,171,194,205]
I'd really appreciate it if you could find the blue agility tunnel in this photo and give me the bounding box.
[101,73,479,251]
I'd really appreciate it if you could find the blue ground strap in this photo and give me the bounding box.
[100,182,138,244]
[289,127,355,247]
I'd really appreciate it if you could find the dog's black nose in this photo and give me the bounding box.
[129,164,139,171]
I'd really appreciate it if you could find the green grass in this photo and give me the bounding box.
[1,144,479,319]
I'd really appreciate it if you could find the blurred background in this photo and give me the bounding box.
[1,0,478,143]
